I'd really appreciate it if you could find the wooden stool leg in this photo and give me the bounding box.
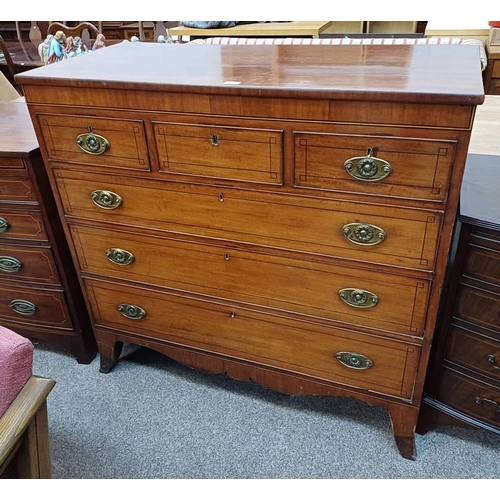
[388,404,419,460]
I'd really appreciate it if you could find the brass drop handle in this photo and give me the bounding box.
[91,190,123,210]
[9,299,37,316]
[0,217,9,233]
[342,223,386,246]
[0,256,22,274]
[117,303,147,320]
[474,397,500,412]
[344,148,392,182]
[486,354,500,371]
[76,126,110,155]
[106,248,135,266]
[338,288,379,308]
[336,352,374,370]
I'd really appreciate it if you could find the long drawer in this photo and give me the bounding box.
[85,278,420,400]
[0,210,48,241]
[0,282,73,329]
[54,169,442,271]
[71,224,430,336]
[0,243,60,284]
[294,132,457,202]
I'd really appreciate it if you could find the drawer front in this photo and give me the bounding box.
[446,325,500,382]
[0,210,48,241]
[0,243,60,284]
[0,178,37,203]
[54,170,442,271]
[464,239,500,288]
[0,283,73,329]
[71,225,430,336]
[455,283,500,332]
[294,132,456,201]
[436,368,500,429]
[0,157,24,169]
[86,279,420,399]
[153,122,283,184]
[37,114,150,171]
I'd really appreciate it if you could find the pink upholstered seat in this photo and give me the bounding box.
[0,326,33,418]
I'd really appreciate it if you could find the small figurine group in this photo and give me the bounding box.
[38,31,106,65]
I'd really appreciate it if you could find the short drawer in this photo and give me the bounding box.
[153,122,283,185]
[0,243,60,284]
[0,157,24,169]
[464,236,500,288]
[0,283,73,329]
[436,367,500,430]
[294,132,456,201]
[455,283,500,332]
[0,210,48,241]
[446,325,500,382]
[71,224,431,336]
[86,278,420,400]
[36,114,150,171]
[0,177,37,203]
[54,170,442,271]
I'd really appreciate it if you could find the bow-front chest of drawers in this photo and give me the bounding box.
[17,42,484,459]
[0,101,96,362]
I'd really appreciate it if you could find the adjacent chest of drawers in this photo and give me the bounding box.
[484,43,500,95]
[418,96,500,435]
[18,42,484,459]
[0,101,96,363]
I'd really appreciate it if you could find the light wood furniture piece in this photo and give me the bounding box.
[17,42,484,459]
[484,43,500,94]
[0,101,96,363]
[0,376,55,479]
[418,95,500,435]
[169,21,333,41]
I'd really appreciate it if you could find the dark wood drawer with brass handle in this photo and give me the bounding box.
[0,210,48,241]
[436,367,500,430]
[0,243,61,284]
[85,277,421,400]
[0,282,73,330]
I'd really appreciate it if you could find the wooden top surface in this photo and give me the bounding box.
[0,100,38,156]
[461,95,500,228]
[169,21,332,37]
[17,41,485,104]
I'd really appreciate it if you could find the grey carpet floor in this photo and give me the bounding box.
[31,340,500,479]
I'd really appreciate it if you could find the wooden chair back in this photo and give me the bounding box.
[47,22,99,48]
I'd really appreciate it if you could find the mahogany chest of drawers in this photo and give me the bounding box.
[418,96,500,434]
[0,101,96,363]
[17,42,484,459]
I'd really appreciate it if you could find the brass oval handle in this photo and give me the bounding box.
[117,303,147,320]
[474,396,500,412]
[338,288,379,308]
[0,217,10,233]
[106,248,135,266]
[9,299,37,316]
[486,354,500,371]
[91,190,123,210]
[336,352,374,370]
[342,223,386,246]
[0,256,22,273]
[76,126,110,155]
[344,148,392,182]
